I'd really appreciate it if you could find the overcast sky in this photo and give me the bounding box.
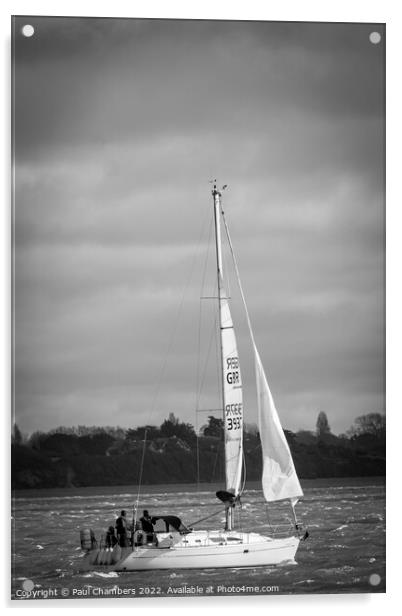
[13,17,385,436]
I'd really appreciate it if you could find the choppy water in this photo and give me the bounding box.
[11,477,385,600]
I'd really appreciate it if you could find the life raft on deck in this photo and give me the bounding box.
[80,528,97,551]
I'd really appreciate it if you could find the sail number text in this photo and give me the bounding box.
[225,403,242,430]
[226,416,241,430]
[225,357,242,429]
[226,356,240,385]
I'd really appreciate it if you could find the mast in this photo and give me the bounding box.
[212,181,224,408]
[212,181,241,532]
[212,180,226,460]
[212,182,230,529]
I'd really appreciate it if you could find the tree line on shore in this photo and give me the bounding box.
[11,411,385,490]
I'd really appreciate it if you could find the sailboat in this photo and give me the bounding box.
[80,183,306,571]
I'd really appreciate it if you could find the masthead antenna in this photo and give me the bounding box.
[210,180,228,196]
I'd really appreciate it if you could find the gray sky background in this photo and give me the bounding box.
[13,17,385,436]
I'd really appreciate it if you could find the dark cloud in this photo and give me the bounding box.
[13,17,384,435]
[14,18,384,158]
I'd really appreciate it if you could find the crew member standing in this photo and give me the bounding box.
[115,510,131,547]
[140,510,154,544]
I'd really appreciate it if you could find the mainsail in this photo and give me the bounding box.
[220,290,243,496]
[220,204,303,505]
[213,186,243,497]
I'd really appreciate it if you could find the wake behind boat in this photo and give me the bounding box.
[79,183,308,571]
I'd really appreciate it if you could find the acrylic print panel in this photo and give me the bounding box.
[11,16,385,600]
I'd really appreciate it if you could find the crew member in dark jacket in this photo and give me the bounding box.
[105,525,118,548]
[115,510,131,547]
[140,510,154,543]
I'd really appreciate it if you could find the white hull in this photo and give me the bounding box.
[85,531,300,571]
[117,532,299,571]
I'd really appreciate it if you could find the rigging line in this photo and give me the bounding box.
[134,428,148,524]
[195,271,219,410]
[195,303,211,506]
[265,503,274,532]
[249,499,301,507]
[221,209,257,351]
[222,229,232,301]
[195,215,214,412]
[197,310,218,410]
[194,215,213,512]
[240,448,247,496]
[221,206,259,498]
[211,447,220,483]
[135,207,209,511]
[236,501,243,534]
[188,507,224,528]
[148,205,211,421]
[195,428,200,512]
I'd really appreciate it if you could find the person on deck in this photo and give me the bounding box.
[115,510,132,547]
[140,510,154,543]
[105,525,117,548]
